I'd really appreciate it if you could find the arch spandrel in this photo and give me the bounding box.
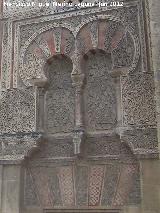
[19,17,140,87]
[76,19,140,74]
[20,27,75,87]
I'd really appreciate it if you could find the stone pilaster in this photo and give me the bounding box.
[1,164,23,213]
[29,77,48,132]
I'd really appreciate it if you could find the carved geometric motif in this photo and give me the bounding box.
[0,88,35,133]
[84,51,117,131]
[86,136,134,157]
[58,166,75,206]
[112,32,135,68]
[101,164,120,206]
[121,74,157,126]
[88,165,105,206]
[24,168,39,206]
[45,167,63,206]
[121,128,158,157]
[77,23,93,54]
[24,162,140,208]
[35,31,55,58]
[20,27,75,87]
[113,164,138,206]
[104,21,124,53]
[45,56,74,133]
[29,138,74,159]
[22,42,46,86]
[31,167,54,208]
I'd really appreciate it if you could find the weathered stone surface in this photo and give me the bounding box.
[0,0,160,212]
[84,51,117,131]
[0,88,35,134]
[24,162,140,208]
[0,132,42,162]
[121,73,157,127]
[45,56,74,134]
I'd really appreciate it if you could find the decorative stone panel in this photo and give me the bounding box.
[121,73,157,127]
[84,51,117,131]
[0,88,35,134]
[18,15,140,88]
[0,1,158,212]
[24,162,140,208]
[26,134,135,161]
[121,128,159,158]
[0,132,42,162]
[45,56,74,134]
[1,1,147,90]
[20,27,75,87]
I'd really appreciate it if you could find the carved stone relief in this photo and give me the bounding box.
[121,128,159,158]
[121,73,157,126]
[84,51,117,131]
[112,31,135,68]
[0,132,42,161]
[24,162,140,208]
[0,88,35,134]
[1,1,146,91]
[0,0,158,161]
[0,2,159,212]
[22,42,46,86]
[20,27,75,87]
[45,56,74,134]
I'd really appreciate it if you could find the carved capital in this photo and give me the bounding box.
[72,129,85,156]
[28,77,48,88]
[71,73,85,88]
[36,86,46,97]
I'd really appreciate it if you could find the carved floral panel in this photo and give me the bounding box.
[45,56,75,133]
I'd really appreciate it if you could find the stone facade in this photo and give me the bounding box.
[0,0,160,213]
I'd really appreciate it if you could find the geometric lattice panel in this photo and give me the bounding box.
[24,162,140,209]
